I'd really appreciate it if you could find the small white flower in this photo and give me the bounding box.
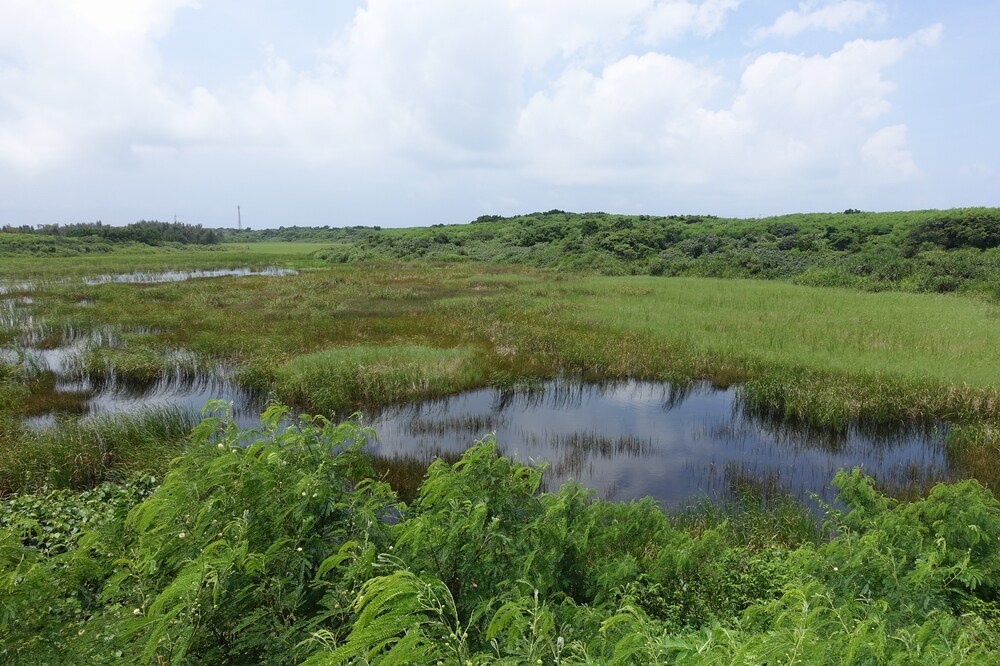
[133,608,142,616]
[178,532,186,539]
[296,547,303,552]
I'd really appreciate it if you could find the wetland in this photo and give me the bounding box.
[4,213,1000,664]
[0,251,991,503]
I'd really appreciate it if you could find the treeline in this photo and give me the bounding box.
[1,221,221,254]
[311,208,1000,297]
[219,225,380,243]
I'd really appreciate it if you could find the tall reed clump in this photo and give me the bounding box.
[946,424,1000,492]
[0,407,196,494]
[274,344,487,415]
[0,366,27,446]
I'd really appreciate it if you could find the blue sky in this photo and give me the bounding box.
[1,1,997,228]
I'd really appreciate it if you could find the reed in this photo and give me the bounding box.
[0,407,195,494]
[274,344,487,416]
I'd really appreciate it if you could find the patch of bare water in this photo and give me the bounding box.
[365,380,953,508]
[0,266,298,296]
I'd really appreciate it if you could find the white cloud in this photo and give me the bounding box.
[0,0,201,172]
[755,1,886,40]
[0,0,943,222]
[861,125,919,180]
[515,26,937,188]
[640,0,743,43]
[518,54,721,182]
[66,0,197,37]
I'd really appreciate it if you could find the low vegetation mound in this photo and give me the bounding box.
[274,344,487,414]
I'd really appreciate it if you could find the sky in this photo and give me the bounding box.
[1,1,998,229]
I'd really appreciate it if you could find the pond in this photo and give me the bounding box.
[365,380,952,507]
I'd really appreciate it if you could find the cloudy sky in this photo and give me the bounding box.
[1,1,997,228]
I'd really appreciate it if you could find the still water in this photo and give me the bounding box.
[0,267,298,296]
[364,381,952,506]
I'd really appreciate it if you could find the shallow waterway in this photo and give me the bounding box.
[0,266,298,295]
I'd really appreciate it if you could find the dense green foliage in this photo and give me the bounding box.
[1,221,221,256]
[300,207,1000,296]
[2,411,998,663]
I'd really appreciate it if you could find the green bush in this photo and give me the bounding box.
[3,410,999,664]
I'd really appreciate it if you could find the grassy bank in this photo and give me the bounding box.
[0,408,195,495]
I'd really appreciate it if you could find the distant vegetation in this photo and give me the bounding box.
[0,221,221,256]
[236,207,1000,297]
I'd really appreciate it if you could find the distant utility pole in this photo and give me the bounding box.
[237,205,242,231]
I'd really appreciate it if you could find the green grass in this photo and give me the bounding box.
[6,252,1000,493]
[569,277,1000,385]
[539,276,1000,426]
[0,408,195,494]
[274,344,487,415]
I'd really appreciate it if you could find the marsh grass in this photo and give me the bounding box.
[0,407,195,494]
[7,252,1000,494]
[74,346,204,387]
[946,424,1000,492]
[274,344,488,415]
[669,485,825,550]
[372,450,463,503]
[528,276,1000,427]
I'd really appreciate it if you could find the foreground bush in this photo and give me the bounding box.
[2,406,999,664]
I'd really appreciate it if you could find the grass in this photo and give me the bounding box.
[274,344,487,415]
[568,277,1000,385]
[5,246,1000,494]
[0,407,195,494]
[539,276,1000,427]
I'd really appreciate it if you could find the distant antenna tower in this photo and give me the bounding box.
[237,205,242,231]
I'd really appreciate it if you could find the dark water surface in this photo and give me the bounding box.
[364,381,953,507]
